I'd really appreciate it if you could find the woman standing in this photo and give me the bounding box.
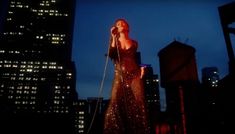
[103,18,150,134]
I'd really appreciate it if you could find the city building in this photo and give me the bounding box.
[141,64,160,134]
[199,67,221,133]
[217,1,235,133]
[77,97,109,134]
[0,0,78,133]
[202,67,220,88]
[76,99,88,134]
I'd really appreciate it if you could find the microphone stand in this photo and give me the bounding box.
[114,34,124,83]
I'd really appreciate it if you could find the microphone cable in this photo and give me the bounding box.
[86,39,111,134]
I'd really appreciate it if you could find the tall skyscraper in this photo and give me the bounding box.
[0,0,77,133]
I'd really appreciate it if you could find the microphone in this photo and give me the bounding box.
[111,27,118,35]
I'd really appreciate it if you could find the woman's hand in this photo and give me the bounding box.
[140,66,145,79]
[110,26,118,37]
[110,26,118,48]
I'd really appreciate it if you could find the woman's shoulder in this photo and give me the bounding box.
[131,39,138,48]
[131,39,138,44]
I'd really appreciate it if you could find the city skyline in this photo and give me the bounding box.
[73,0,234,99]
[0,1,232,133]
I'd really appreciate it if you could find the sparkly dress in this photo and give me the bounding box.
[104,40,150,134]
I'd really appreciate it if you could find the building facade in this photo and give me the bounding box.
[0,0,78,133]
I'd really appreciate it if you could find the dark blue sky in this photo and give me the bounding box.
[72,0,234,99]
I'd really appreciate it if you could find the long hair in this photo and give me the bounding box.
[114,18,130,33]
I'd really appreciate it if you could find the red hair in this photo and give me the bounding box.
[114,18,129,33]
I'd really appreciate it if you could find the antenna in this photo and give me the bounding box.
[184,38,189,44]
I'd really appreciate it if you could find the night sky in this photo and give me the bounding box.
[72,0,234,100]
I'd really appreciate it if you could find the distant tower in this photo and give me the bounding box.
[218,2,235,74]
[202,67,220,88]
[158,40,200,134]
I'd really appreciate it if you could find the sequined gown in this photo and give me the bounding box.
[104,40,150,134]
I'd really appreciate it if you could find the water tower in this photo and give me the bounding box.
[158,40,200,134]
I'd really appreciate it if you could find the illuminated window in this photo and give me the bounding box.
[49,62,56,65]
[79,111,84,114]
[26,69,33,72]
[0,50,5,53]
[54,100,60,104]
[17,86,23,89]
[6,18,12,21]
[41,78,46,81]
[10,77,16,80]
[55,86,60,89]
[16,5,23,8]
[21,61,26,64]
[8,96,13,99]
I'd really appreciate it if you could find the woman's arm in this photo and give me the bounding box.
[107,27,118,59]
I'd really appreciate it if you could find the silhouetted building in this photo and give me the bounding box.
[87,97,107,134]
[158,40,200,134]
[0,0,8,32]
[199,67,222,134]
[218,1,235,74]
[217,1,235,133]
[141,64,160,134]
[0,0,77,133]
[76,99,88,134]
[77,97,109,134]
[202,67,220,88]
[136,51,141,65]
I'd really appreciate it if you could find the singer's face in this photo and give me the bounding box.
[115,20,129,33]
